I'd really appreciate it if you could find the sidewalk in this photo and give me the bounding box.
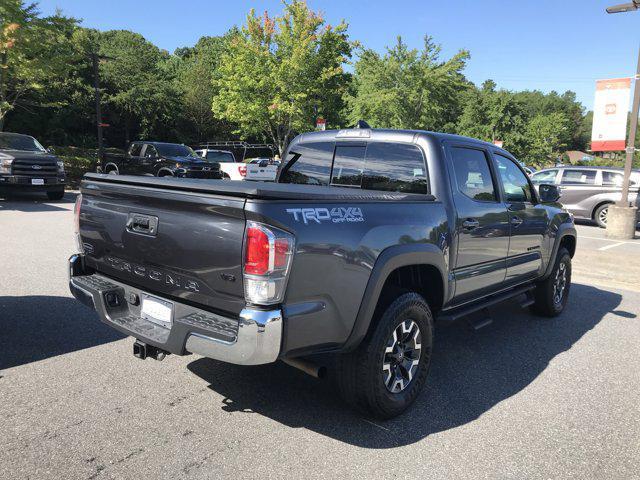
[572,224,640,292]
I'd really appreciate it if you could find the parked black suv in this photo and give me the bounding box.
[70,128,576,418]
[0,132,66,200]
[102,141,221,179]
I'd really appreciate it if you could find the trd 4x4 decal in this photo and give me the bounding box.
[286,207,364,225]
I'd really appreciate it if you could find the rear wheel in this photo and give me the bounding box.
[335,292,433,419]
[530,247,571,317]
[46,189,65,201]
[594,203,611,228]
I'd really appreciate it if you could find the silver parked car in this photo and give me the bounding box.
[530,166,640,227]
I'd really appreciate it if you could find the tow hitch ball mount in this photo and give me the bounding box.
[133,340,169,361]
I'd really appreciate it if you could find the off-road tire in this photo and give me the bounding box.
[335,292,434,419]
[530,247,571,317]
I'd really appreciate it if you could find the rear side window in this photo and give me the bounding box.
[450,147,496,201]
[280,142,334,186]
[561,170,596,185]
[331,145,366,187]
[362,143,428,194]
[602,171,624,186]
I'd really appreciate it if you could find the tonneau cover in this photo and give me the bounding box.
[83,173,435,202]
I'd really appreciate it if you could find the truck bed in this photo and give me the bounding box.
[82,173,436,202]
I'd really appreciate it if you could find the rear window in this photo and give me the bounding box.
[331,145,366,187]
[279,142,334,186]
[281,141,429,194]
[206,151,235,162]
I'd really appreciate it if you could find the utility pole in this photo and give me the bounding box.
[91,53,104,163]
[605,1,640,239]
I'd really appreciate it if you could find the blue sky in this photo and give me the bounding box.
[38,0,640,111]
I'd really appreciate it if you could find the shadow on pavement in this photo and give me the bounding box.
[0,295,125,370]
[188,283,626,448]
[0,191,77,212]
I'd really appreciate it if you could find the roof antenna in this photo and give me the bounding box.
[354,120,371,129]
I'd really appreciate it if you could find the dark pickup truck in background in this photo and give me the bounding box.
[69,128,576,418]
[101,141,222,179]
[0,132,66,200]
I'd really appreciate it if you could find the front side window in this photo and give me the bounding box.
[362,143,429,194]
[494,154,533,203]
[129,144,143,157]
[561,169,597,185]
[280,142,334,186]
[450,147,497,202]
[331,145,366,187]
[531,169,559,185]
[144,145,158,158]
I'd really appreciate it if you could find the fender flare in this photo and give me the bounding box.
[541,222,577,280]
[156,168,175,177]
[103,162,119,174]
[341,243,448,351]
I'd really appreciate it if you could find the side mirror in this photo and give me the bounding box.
[538,183,561,203]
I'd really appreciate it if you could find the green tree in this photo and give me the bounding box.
[211,1,353,155]
[457,80,529,156]
[174,33,238,143]
[0,0,77,130]
[524,112,572,167]
[348,36,469,131]
[97,30,180,144]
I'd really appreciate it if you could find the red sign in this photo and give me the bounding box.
[316,118,326,131]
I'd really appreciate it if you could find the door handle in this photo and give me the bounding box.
[510,216,523,227]
[462,219,480,231]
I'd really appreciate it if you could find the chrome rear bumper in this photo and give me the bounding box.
[68,254,282,365]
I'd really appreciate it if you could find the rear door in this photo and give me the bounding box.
[445,143,510,302]
[491,152,547,284]
[558,168,598,218]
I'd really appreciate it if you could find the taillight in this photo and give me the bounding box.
[74,193,84,253]
[243,222,294,305]
[238,165,247,177]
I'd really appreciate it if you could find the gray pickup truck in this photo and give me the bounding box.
[69,128,576,418]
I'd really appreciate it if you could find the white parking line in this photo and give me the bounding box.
[598,242,626,251]
[579,235,640,246]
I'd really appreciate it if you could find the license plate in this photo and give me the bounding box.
[141,295,173,327]
[31,179,44,185]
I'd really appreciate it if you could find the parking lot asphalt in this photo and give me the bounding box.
[1,192,639,480]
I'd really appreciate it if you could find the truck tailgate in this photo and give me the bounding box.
[79,177,247,316]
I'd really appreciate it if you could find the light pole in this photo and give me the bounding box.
[606,1,640,239]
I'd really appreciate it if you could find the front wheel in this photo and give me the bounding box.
[594,203,611,228]
[335,292,434,419]
[530,247,571,317]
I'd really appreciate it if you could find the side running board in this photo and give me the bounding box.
[437,284,535,326]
